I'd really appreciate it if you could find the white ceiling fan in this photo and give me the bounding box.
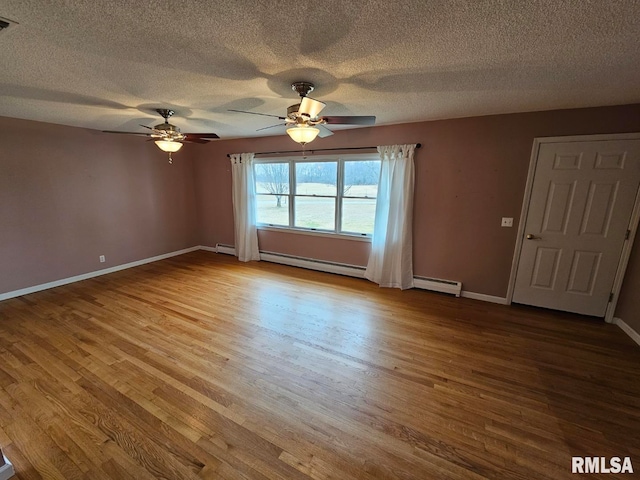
[103,109,219,162]
[229,82,376,144]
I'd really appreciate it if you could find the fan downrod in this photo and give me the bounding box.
[291,82,314,98]
[156,109,175,122]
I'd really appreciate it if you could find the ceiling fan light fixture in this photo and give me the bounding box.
[299,97,326,119]
[287,125,320,145]
[155,139,183,152]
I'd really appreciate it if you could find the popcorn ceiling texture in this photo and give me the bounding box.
[1,0,639,138]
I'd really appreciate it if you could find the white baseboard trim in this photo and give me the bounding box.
[0,246,201,302]
[0,453,15,480]
[460,291,509,305]
[1,242,511,310]
[613,317,640,346]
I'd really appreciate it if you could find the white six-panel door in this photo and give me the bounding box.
[512,139,640,316]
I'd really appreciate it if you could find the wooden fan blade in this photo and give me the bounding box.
[102,130,152,137]
[299,97,326,118]
[316,124,334,138]
[256,123,288,132]
[184,133,220,139]
[228,109,286,120]
[322,116,376,125]
[145,137,208,145]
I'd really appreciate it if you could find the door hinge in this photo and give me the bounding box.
[609,292,614,303]
[626,229,631,240]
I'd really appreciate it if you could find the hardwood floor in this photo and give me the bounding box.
[0,251,639,479]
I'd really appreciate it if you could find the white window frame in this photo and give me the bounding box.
[254,153,379,240]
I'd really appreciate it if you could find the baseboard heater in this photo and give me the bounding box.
[215,244,462,297]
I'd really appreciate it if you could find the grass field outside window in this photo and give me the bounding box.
[255,157,380,236]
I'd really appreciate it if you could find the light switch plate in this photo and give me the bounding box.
[501,217,514,227]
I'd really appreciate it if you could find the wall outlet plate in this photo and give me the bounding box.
[99,255,106,263]
[501,217,514,227]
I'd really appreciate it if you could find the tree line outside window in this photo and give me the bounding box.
[254,156,381,235]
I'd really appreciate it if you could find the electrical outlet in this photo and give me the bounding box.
[501,217,514,227]
[99,255,106,263]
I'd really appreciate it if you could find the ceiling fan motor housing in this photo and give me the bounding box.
[287,103,302,120]
[153,109,184,138]
[154,123,180,133]
[152,122,185,142]
[288,82,316,121]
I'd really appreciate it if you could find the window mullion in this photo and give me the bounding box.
[289,160,295,227]
[336,159,344,233]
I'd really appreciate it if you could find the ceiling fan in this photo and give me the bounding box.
[103,109,219,163]
[229,81,376,145]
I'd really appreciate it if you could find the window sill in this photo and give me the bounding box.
[257,225,372,242]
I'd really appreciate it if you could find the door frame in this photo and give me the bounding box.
[506,132,640,322]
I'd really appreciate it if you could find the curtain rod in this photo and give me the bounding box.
[226,143,421,158]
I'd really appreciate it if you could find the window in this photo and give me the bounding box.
[254,155,380,236]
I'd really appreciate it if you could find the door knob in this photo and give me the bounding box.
[526,234,540,240]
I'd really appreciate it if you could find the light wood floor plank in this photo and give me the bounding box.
[1,251,639,479]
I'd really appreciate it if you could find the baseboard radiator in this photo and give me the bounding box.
[215,244,462,297]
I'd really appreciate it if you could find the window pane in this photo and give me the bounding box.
[257,194,289,226]
[295,162,337,196]
[344,160,380,197]
[255,163,289,195]
[294,196,335,230]
[341,198,377,234]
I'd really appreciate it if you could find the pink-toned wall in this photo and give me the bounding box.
[2,106,639,330]
[0,116,199,294]
[193,104,640,308]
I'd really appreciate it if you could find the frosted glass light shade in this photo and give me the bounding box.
[155,140,183,152]
[287,125,320,144]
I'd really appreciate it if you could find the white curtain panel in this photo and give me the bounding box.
[230,153,260,262]
[365,144,417,289]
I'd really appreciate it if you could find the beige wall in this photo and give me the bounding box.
[0,116,199,294]
[193,104,640,306]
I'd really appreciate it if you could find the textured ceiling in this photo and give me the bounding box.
[1,0,639,139]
